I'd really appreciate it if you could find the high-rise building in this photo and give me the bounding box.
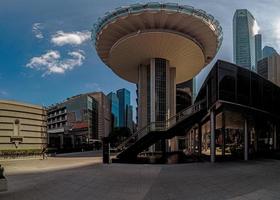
[257,53,280,87]
[107,92,119,128]
[255,34,262,65]
[263,46,278,59]
[89,92,111,139]
[233,9,258,71]
[126,105,133,132]
[117,89,132,129]
[47,94,98,150]
[93,3,222,152]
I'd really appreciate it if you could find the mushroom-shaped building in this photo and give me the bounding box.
[92,2,222,129]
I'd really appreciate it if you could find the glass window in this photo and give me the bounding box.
[237,67,250,105]
[251,73,263,109]
[263,81,273,112]
[218,64,237,102]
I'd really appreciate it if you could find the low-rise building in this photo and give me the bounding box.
[0,100,47,154]
[47,94,98,151]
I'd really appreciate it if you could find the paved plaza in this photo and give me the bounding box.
[1,152,280,199]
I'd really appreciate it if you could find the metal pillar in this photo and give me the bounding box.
[274,125,277,150]
[198,124,202,156]
[222,112,226,157]
[244,119,248,161]
[210,110,216,163]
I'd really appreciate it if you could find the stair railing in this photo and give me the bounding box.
[117,99,206,151]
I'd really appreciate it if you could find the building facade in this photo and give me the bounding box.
[47,94,98,151]
[115,60,280,163]
[263,46,278,59]
[257,53,280,87]
[126,105,133,132]
[89,92,111,139]
[107,92,120,128]
[117,88,130,127]
[233,9,257,71]
[0,100,47,153]
[255,34,262,65]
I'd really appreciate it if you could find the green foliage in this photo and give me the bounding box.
[109,127,132,147]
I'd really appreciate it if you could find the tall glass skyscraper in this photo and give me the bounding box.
[117,89,132,129]
[107,92,119,128]
[233,9,258,71]
[255,34,262,66]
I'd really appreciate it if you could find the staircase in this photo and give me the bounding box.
[116,100,207,161]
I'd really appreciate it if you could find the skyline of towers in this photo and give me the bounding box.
[233,9,279,74]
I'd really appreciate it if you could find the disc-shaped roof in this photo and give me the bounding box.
[93,3,223,83]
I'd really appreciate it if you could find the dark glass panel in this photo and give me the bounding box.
[237,67,250,105]
[218,64,237,102]
[251,73,263,109]
[263,81,273,113]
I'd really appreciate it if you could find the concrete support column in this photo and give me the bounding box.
[198,125,202,156]
[210,110,216,163]
[138,58,176,153]
[244,119,248,161]
[222,112,226,157]
[274,125,277,150]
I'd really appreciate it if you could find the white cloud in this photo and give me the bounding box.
[26,50,85,76]
[51,31,91,46]
[32,23,44,39]
[273,18,280,49]
[0,90,8,97]
[85,82,102,91]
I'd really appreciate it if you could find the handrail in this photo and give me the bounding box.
[117,99,206,151]
[92,3,223,48]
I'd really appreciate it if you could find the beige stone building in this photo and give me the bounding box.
[257,53,280,87]
[0,100,47,152]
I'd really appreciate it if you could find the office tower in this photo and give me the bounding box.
[263,46,278,59]
[117,89,132,128]
[47,94,98,150]
[233,9,258,71]
[255,34,262,65]
[257,53,280,87]
[107,92,120,128]
[89,92,111,139]
[126,105,133,132]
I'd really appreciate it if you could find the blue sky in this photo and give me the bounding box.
[0,0,280,112]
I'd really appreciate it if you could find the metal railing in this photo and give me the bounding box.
[117,99,206,151]
[92,2,223,48]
